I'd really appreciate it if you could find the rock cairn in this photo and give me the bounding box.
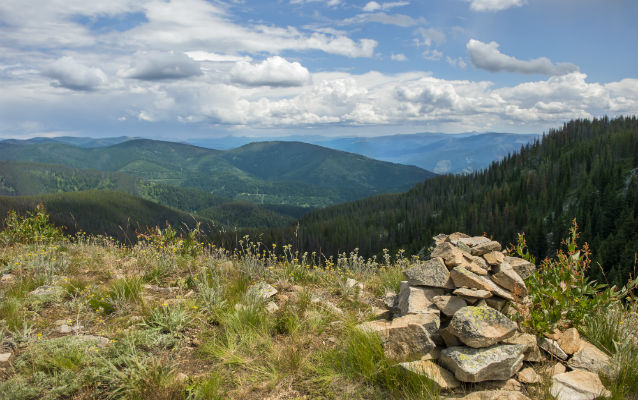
[359,232,612,399]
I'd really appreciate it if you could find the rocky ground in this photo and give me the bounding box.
[0,229,635,399]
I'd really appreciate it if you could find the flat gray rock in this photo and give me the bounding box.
[440,343,526,382]
[357,313,439,361]
[551,370,611,400]
[503,256,536,280]
[432,295,467,317]
[567,341,612,376]
[491,263,528,296]
[403,257,453,289]
[539,337,568,360]
[450,267,493,292]
[397,281,442,316]
[448,306,517,348]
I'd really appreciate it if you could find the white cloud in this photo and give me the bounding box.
[414,27,445,47]
[391,53,407,61]
[230,56,311,87]
[467,39,579,75]
[363,1,410,12]
[446,56,467,69]
[466,0,526,12]
[423,49,443,61]
[343,12,424,27]
[185,51,251,63]
[43,56,107,91]
[122,52,202,80]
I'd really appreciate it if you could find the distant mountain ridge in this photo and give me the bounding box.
[0,138,434,209]
[188,131,540,173]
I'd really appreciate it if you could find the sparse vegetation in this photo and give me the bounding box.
[0,206,636,399]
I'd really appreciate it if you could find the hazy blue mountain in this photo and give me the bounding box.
[187,131,540,173]
[1,136,140,148]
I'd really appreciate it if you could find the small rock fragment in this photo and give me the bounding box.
[503,332,544,362]
[431,242,467,268]
[518,367,541,384]
[539,337,568,360]
[265,301,279,313]
[249,282,278,299]
[557,328,581,355]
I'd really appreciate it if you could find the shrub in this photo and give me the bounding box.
[519,220,636,334]
[0,205,64,245]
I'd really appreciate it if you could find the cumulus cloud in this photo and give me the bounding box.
[123,52,202,80]
[466,0,526,12]
[230,56,311,87]
[467,39,578,75]
[43,56,107,91]
[363,1,410,12]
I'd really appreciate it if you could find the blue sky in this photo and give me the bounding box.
[0,0,636,139]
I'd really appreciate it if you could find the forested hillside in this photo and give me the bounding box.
[255,116,637,285]
[0,190,209,242]
[0,139,434,208]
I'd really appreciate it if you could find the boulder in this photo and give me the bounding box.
[431,242,467,268]
[483,251,505,266]
[448,306,517,348]
[398,359,461,390]
[450,267,493,292]
[491,263,528,297]
[357,313,439,361]
[470,240,502,256]
[397,281,442,316]
[432,295,467,317]
[440,344,526,382]
[483,278,515,301]
[504,256,536,280]
[567,341,612,376]
[539,337,568,360]
[457,236,492,248]
[403,258,454,289]
[503,332,544,362]
[557,328,581,355]
[551,370,611,400]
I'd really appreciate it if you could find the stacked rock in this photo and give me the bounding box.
[359,232,613,399]
[359,233,536,387]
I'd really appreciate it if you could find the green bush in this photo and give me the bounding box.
[520,220,636,334]
[0,205,64,245]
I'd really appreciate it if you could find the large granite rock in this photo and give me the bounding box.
[397,281,442,316]
[470,240,502,256]
[503,256,536,280]
[403,257,453,289]
[491,263,528,297]
[483,251,504,266]
[440,344,526,382]
[398,359,461,390]
[448,306,517,348]
[450,267,493,292]
[452,391,531,400]
[432,295,467,317]
[431,242,467,268]
[358,313,439,361]
[551,370,611,400]
[502,332,544,362]
[567,341,612,375]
